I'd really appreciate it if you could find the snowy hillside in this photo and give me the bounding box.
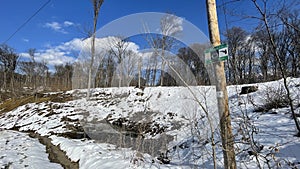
[0,78,300,168]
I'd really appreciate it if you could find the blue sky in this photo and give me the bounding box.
[1,1,295,53]
[0,0,209,53]
[2,0,277,69]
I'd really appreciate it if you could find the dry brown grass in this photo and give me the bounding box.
[0,93,73,114]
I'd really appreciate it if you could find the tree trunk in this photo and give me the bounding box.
[87,0,104,99]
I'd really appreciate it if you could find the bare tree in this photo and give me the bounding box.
[106,37,140,87]
[94,53,115,88]
[72,61,90,89]
[159,14,182,86]
[0,44,19,93]
[177,44,210,85]
[28,48,37,90]
[19,52,49,93]
[143,41,160,86]
[53,63,73,90]
[250,0,300,135]
[19,61,34,86]
[236,35,256,84]
[109,38,129,87]
[253,29,272,81]
[35,61,48,91]
[224,27,248,84]
[278,9,300,77]
[87,0,104,99]
[143,14,183,86]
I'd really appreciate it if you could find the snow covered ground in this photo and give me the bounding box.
[0,130,62,169]
[0,78,299,168]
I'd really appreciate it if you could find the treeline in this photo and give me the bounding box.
[0,40,211,99]
[0,46,73,99]
[224,9,300,84]
[72,39,210,89]
[1,9,299,97]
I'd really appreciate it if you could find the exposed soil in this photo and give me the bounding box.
[83,114,174,157]
[28,132,79,169]
[84,121,173,157]
[0,92,73,114]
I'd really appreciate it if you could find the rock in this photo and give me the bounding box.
[240,86,258,95]
[157,153,170,164]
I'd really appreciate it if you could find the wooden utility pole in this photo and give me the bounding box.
[206,0,236,168]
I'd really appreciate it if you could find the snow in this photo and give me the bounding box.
[49,136,136,169]
[0,130,62,169]
[0,78,300,168]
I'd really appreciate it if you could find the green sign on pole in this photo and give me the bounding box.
[205,44,228,64]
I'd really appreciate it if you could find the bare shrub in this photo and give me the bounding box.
[235,92,282,169]
[254,86,289,112]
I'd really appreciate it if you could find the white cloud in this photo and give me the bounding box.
[22,38,29,42]
[74,36,140,61]
[36,49,74,65]
[44,21,67,34]
[19,49,74,67]
[64,21,74,27]
[19,52,30,59]
[44,21,77,34]
[19,36,141,72]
